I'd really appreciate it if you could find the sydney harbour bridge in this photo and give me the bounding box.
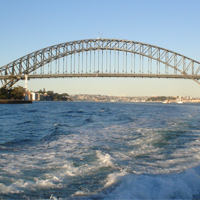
[1,38,200,89]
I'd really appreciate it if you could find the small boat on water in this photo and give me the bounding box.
[176,97,183,104]
[163,99,170,104]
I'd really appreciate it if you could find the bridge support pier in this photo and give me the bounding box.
[24,74,29,100]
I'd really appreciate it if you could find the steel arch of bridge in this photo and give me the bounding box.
[1,38,200,89]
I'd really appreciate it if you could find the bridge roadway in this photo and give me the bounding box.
[1,73,200,79]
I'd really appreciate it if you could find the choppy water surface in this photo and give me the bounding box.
[1,101,200,199]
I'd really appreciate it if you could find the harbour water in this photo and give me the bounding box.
[1,101,200,199]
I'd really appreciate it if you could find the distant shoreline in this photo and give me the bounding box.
[0,100,32,104]
[31,100,200,103]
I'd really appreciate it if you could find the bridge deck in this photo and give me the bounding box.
[1,73,200,80]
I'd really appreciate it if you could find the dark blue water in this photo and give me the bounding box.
[1,101,200,199]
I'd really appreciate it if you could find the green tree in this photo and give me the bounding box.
[0,88,8,99]
[36,89,71,101]
[37,89,44,94]
[47,91,54,100]
[62,93,69,97]
[53,93,60,100]
[11,86,24,99]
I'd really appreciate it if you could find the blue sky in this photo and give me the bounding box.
[1,0,200,96]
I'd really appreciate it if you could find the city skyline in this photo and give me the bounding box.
[1,0,200,96]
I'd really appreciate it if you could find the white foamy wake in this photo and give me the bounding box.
[0,183,21,194]
[96,150,114,167]
[0,178,63,195]
[104,167,200,200]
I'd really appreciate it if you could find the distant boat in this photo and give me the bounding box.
[163,100,170,104]
[176,97,183,104]
[176,100,183,104]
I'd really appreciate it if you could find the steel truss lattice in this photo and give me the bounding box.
[1,38,200,89]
